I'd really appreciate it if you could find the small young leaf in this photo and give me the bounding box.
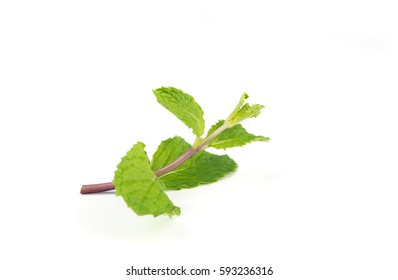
[206,120,270,149]
[113,142,180,217]
[226,92,249,121]
[151,136,237,190]
[225,93,264,126]
[153,87,205,137]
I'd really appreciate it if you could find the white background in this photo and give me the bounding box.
[1,1,397,279]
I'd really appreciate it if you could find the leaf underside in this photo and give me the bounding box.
[113,142,180,217]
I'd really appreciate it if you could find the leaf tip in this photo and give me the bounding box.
[256,136,271,142]
[165,207,181,218]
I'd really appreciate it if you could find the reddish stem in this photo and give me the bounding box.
[80,182,115,194]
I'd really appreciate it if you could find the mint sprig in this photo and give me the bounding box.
[81,87,269,217]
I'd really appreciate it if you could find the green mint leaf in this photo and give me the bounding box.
[226,92,249,121]
[151,136,237,190]
[161,151,237,190]
[150,136,190,171]
[153,87,205,137]
[225,93,265,126]
[113,142,180,217]
[206,120,270,149]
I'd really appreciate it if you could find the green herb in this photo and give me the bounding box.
[81,87,269,217]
